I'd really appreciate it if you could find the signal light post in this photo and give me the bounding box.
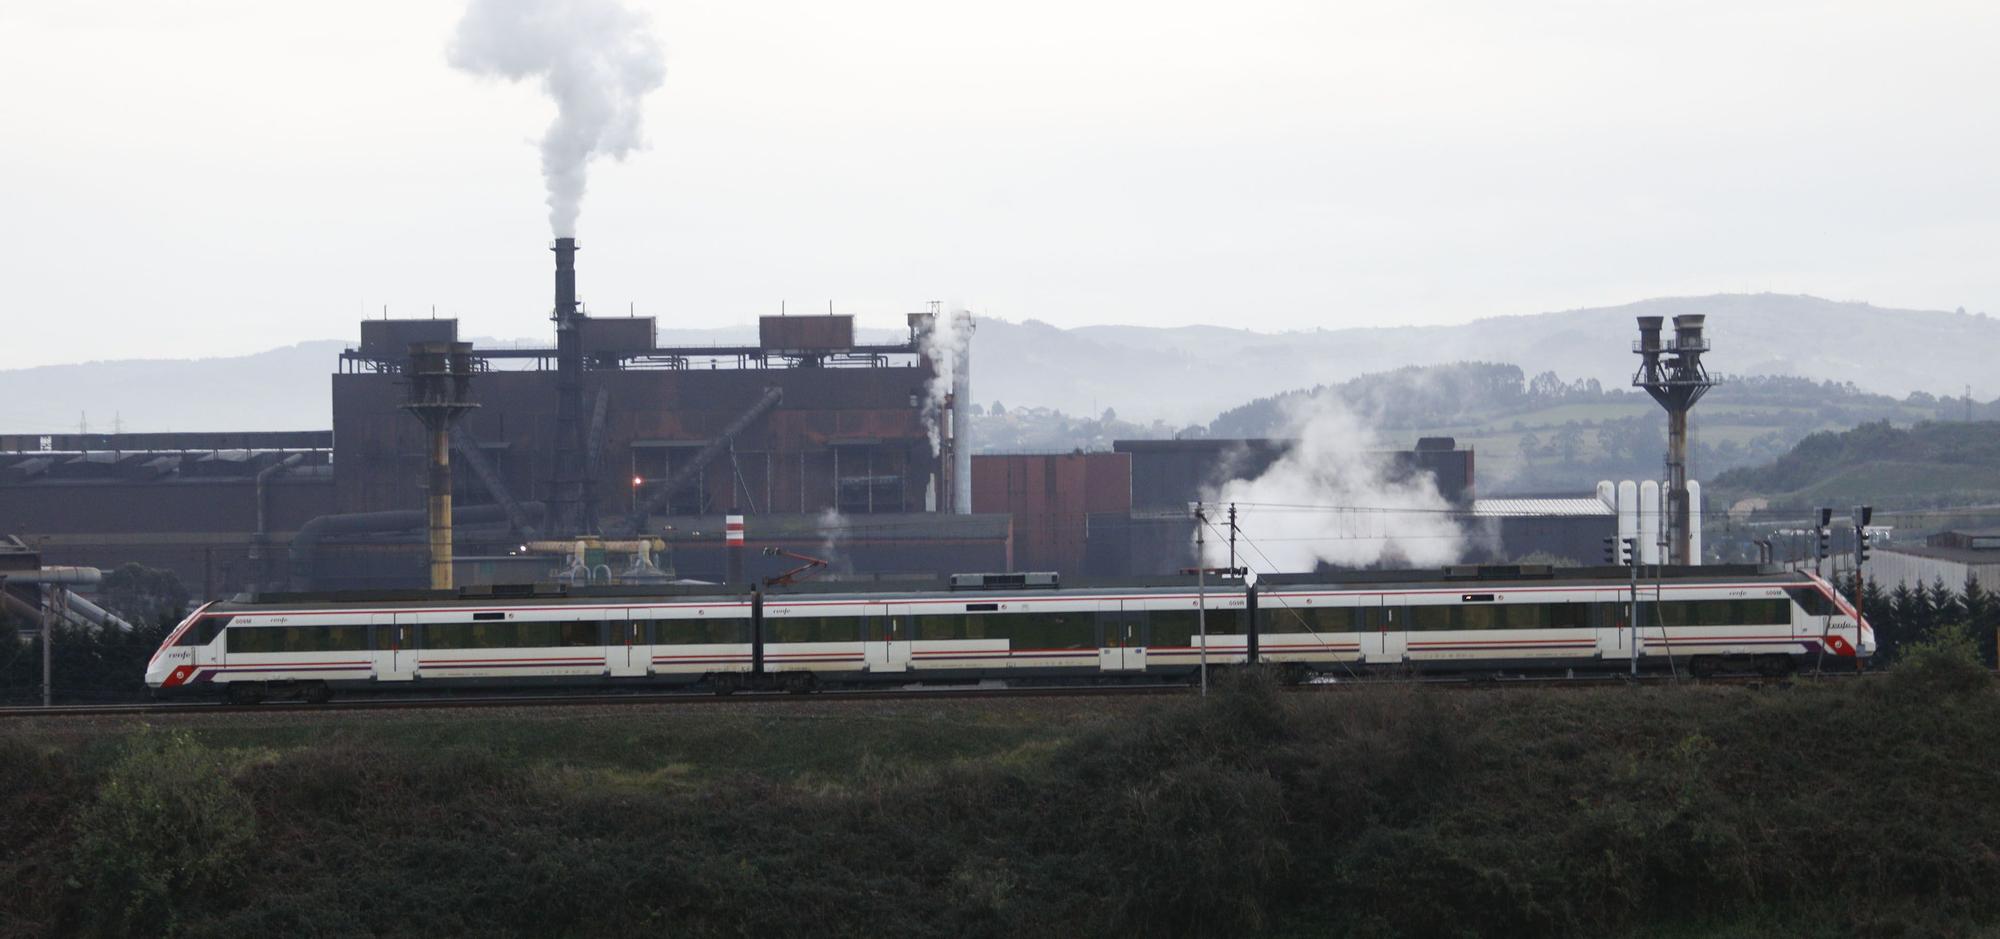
[1606,535,1639,675]
[1852,504,1873,609]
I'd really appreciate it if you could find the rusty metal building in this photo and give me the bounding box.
[336,314,950,525]
[0,432,336,594]
[970,452,1131,573]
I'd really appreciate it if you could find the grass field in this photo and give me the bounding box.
[5,661,1998,938]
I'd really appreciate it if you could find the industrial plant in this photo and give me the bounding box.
[0,237,1724,602]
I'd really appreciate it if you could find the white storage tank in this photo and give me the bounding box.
[1686,480,1703,565]
[1638,480,1662,565]
[1616,480,1639,564]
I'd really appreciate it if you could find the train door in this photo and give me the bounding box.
[1596,591,1631,661]
[864,604,910,673]
[1369,599,1407,665]
[1096,601,1147,672]
[609,612,648,677]
[378,613,414,681]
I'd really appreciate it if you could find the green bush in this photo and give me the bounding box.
[66,731,257,937]
[1890,622,1993,699]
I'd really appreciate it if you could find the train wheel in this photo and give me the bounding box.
[709,673,741,696]
[782,672,818,694]
[225,682,266,706]
[1688,656,1721,679]
[302,682,333,704]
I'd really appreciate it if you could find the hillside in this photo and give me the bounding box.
[2,293,1994,433]
[1190,364,1965,492]
[1712,420,2000,509]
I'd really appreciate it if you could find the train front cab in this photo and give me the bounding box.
[144,604,226,696]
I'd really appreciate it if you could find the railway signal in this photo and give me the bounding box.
[1853,505,1873,571]
[1603,536,1637,566]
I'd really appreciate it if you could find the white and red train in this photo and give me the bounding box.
[145,565,1873,702]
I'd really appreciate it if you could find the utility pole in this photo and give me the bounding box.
[1195,502,1208,698]
[1227,503,1237,575]
[41,588,53,707]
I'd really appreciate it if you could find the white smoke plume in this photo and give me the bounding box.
[815,507,852,574]
[449,0,666,237]
[919,309,972,455]
[1203,396,1466,571]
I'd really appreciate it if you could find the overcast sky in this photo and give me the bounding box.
[3,0,1995,368]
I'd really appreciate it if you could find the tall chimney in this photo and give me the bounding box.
[951,311,974,515]
[549,238,594,536]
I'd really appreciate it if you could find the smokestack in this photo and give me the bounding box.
[549,238,594,536]
[951,311,974,515]
[554,237,578,320]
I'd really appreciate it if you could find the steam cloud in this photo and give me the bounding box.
[1203,396,1466,571]
[449,0,666,236]
[919,310,971,455]
[815,507,852,574]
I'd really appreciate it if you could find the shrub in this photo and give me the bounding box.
[1890,622,1993,699]
[66,731,257,937]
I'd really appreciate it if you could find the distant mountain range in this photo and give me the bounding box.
[1,294,1992,434]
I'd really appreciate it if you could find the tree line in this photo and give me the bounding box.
[1860,574,2000,669]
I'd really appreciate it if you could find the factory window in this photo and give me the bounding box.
[762,616,861,644]
[424,620,601,649]
[1147,610,1244,648]
[653,619,751,645]
[227,624,369,654]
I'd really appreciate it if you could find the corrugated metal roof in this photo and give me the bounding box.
[1472,498,1613,518]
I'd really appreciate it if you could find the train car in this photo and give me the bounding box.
[144,564,1872,702]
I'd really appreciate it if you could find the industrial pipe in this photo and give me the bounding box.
[246,452,307,588]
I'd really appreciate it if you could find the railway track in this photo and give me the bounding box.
[0,669,1872,719]
[0,682,1193,719]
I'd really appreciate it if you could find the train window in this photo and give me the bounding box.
[175,615,231,646]
[1410,606,1453,631]
[996,611,1093,649]
[1148,610,1245,647]
[1786,588,1838,617]
[226,624,368,653]
[1547,603,1592,629]
[1263,606,1357,633]
[1458,605,1501,629]
[424,620,602,649]
[915,615,953,641]
[1741,599,1792,625]
[763,616,861,643]
[656,619,751,644]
